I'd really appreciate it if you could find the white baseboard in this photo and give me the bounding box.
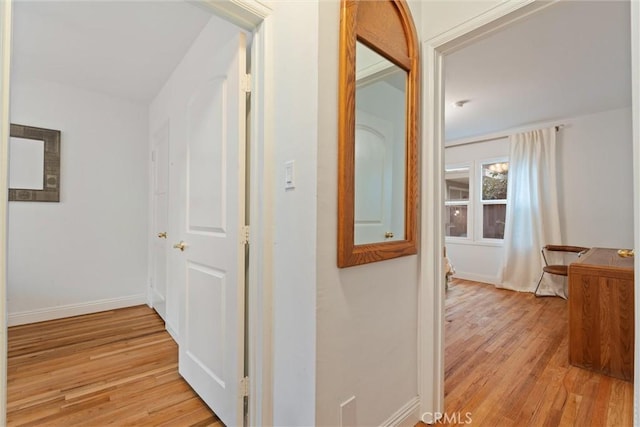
[165,322,179,343]
[451,272,499,285]
[380,396,420,427]
[8,294,148,326]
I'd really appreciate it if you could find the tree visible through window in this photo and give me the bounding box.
[481,162,508,239]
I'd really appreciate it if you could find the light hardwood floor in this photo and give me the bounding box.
[8,281,635,426]
[423,278,634,426]
[7,305,222,426]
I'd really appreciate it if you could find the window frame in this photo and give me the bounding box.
[444,163,472,241]
[444,157,509,245]
[477,157,508,242]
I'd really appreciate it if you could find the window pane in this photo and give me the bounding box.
[445,205,468,237]
[483,204,506,239]
[445,169,469,202]
[482,162,508,200]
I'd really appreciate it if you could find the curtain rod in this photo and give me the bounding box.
[446,123,565,148]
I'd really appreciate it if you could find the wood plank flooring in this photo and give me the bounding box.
[7,305,222,426]
[8,282,635,426]
[428,279,634,426]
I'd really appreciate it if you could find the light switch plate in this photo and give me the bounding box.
[284,160,295,189]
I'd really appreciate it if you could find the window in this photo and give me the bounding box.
[444,159,509,242]
[481,161,508,239]
[445,167,470,238]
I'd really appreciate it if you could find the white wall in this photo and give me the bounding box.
[270,1,319,425]
[559,107,633,248]
[315,1,422,425]
[445,107,633,283]
[8,77,148,325]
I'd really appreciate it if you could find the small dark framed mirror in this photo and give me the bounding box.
[337,0,420,267]
[9,124,61,202]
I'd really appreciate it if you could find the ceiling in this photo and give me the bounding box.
[444,0,631,142]
[11,1,213,104]
[11,1,632,129]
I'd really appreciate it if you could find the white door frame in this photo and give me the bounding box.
[0,1,274,425]
[0,1,12,425]
[419,0,640,423]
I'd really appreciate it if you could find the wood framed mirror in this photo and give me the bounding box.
[337,0,419,267]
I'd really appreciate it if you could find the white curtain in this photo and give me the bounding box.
[498,128,563,296]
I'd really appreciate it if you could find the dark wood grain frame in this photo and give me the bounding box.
[9,124,61,202]
[337,0,420,267]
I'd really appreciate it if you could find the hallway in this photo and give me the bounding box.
[7,305,221,426]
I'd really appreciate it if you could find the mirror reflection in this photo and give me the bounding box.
[354,42,407,245]
[9,136,45,190]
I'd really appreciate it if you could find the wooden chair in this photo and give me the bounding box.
[535,245,590,296]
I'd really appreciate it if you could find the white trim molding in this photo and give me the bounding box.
[246,16,275,427]
[0,1,12,424]
[418,30,446,421]
[8,294,148,327]
[380,396,421,427]
[631,0,640,424]
[450,272,499,286]
[199,0,270,30]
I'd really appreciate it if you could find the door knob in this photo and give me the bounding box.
[173,241,187,251]
[157,232,167,239]
[384,232,394,239]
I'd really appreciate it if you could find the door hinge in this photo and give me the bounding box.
[240,376,249,397]
[241,225,250,245]
[241,74,251,93]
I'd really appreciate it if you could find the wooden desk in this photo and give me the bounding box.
[568,247,634,381]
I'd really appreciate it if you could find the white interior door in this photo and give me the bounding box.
[150,123,169,321]
[354,110,394,244]
[172,22,248,427]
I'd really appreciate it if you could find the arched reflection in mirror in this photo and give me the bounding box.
[354,42,406,245]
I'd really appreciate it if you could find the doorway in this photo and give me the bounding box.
[0,1,273,425]
[420,0,640,422]
[442,1,631,287]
